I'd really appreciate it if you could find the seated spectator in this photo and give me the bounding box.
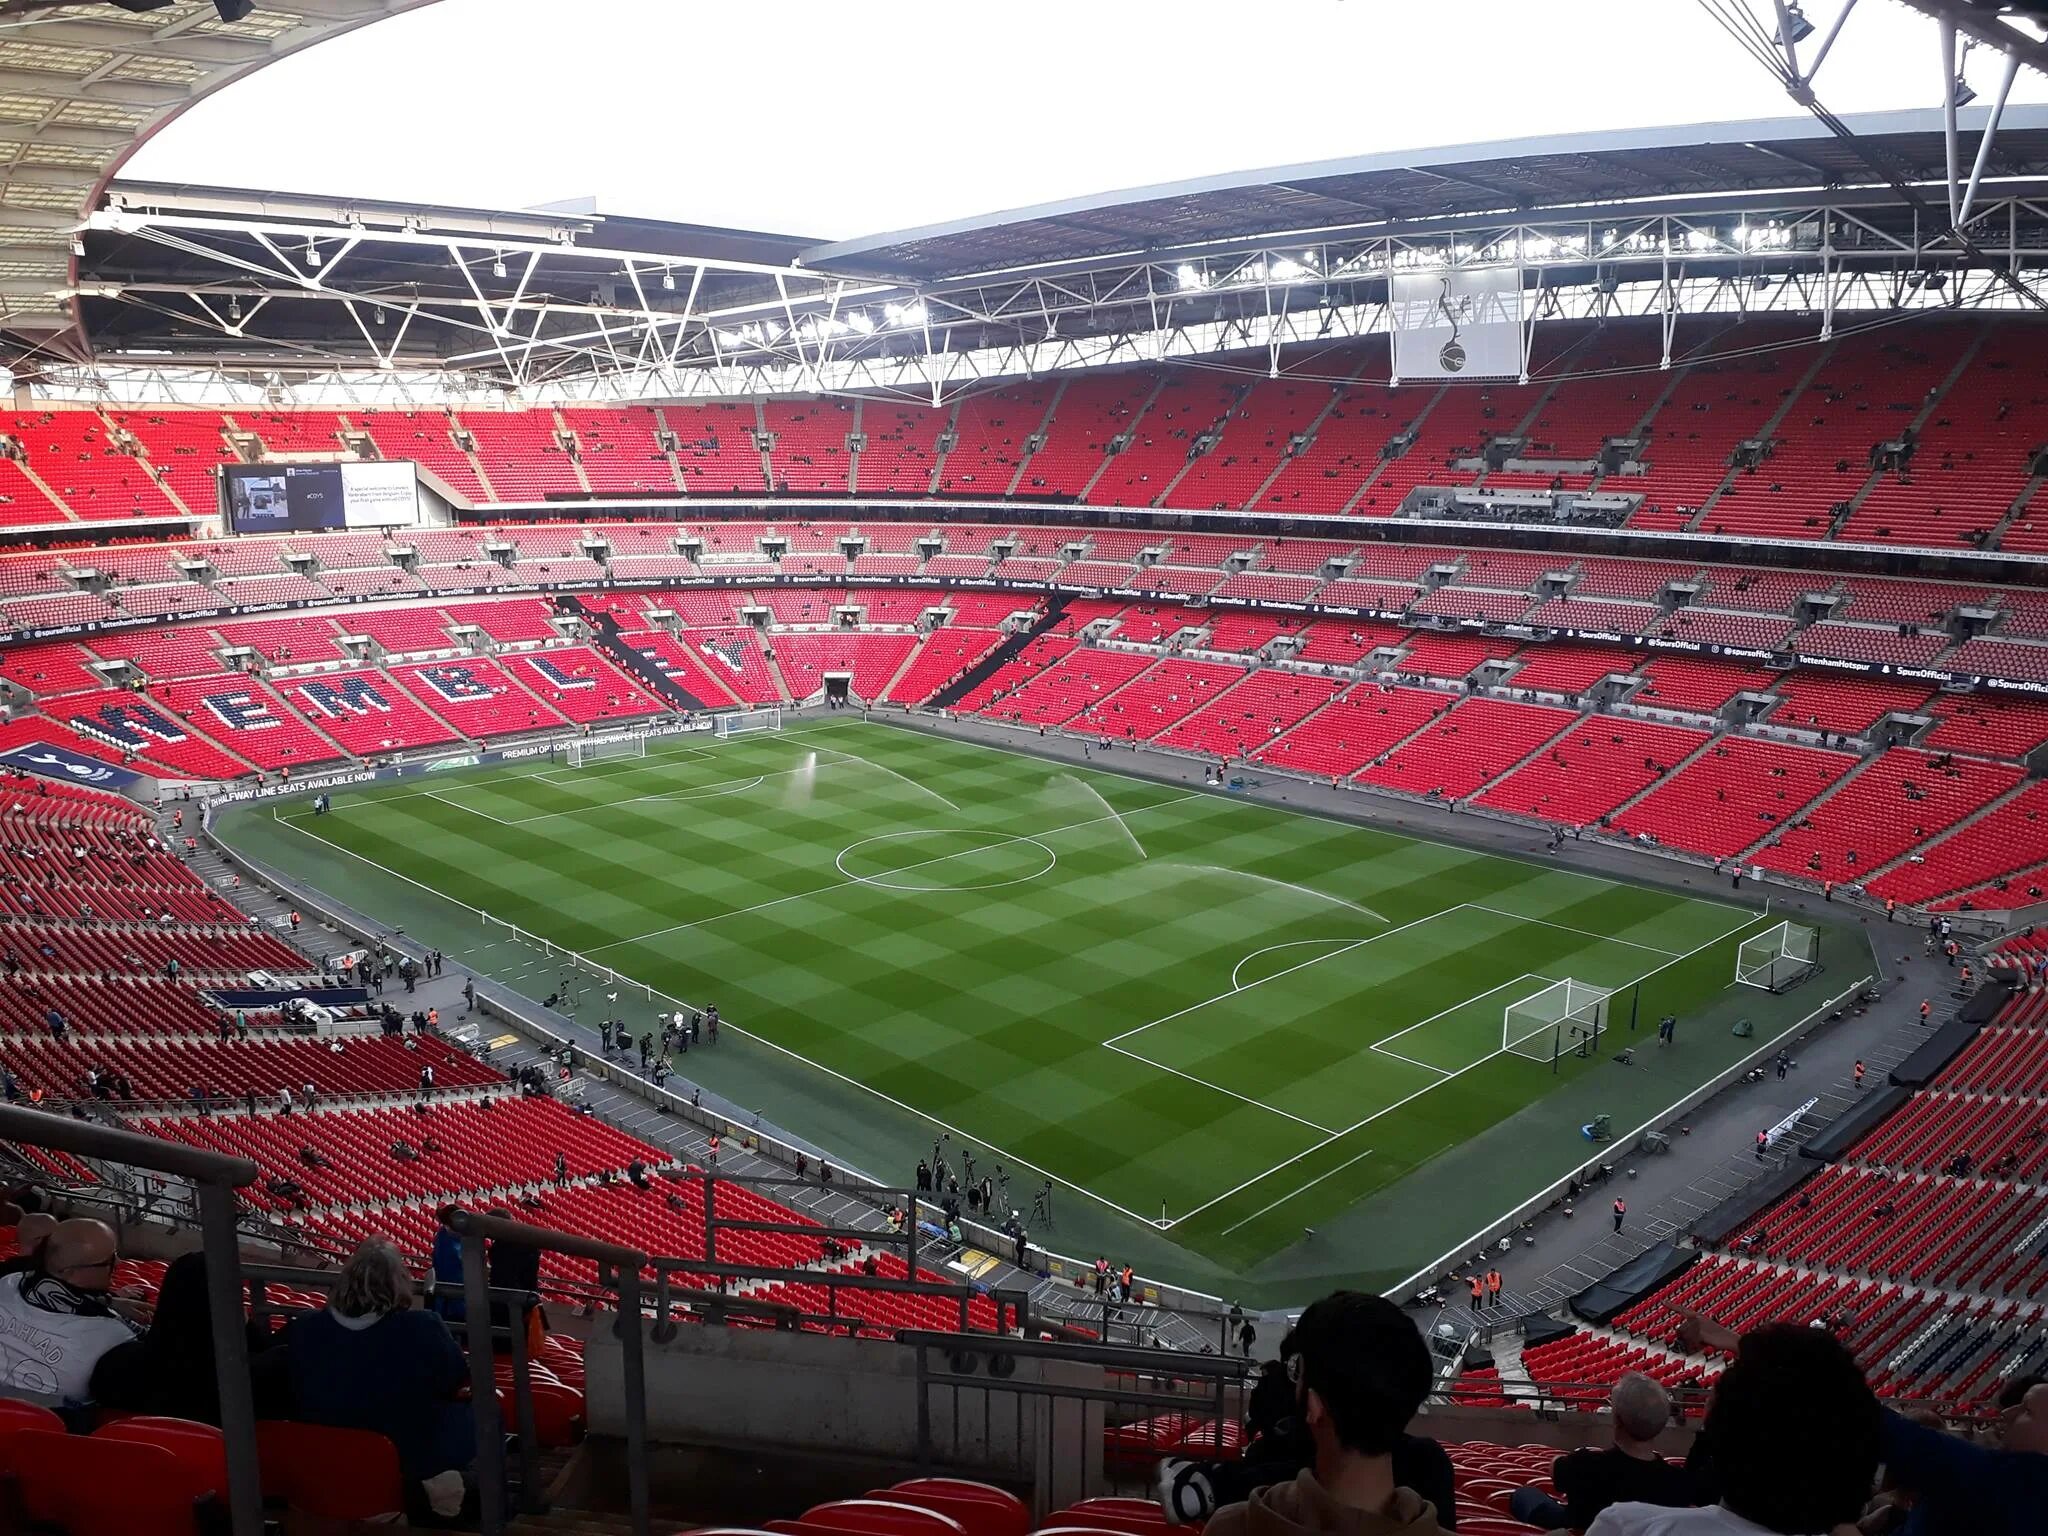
[1877,1371,2048,1536]
[1588,1324,1880,1535]
[1510,1373,1690,1531]
[1206,1291,1446,1536]
[0,1218,135,1404]
[281,1238,476,1520]
[89,1250,272,1424]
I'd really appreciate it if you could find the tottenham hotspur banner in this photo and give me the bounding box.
[1389,266,1524,382]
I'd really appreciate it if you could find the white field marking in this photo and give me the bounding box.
[494,774,769,825]
[834,831,1058,893]
[1230,938,1368,992]
[814,741,962,812]
[1162,908,1775,1229]
[584,791,1208,955]
[1103,1042,1338,1134]
[1053,772,1147,860]
[1459,903,1682,955]
[1169,863,1387,924]
[1368,1046,1453,1076]
[1221,1147,1378,1236]
[1370,973,1561,1054]
[1102,904,1458,1050]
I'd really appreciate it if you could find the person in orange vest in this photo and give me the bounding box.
[1468,1273,1484,1313]
[1486,1268,1503,1309]
[707,1134,720,1165]
[1119,1264,1135,1303]
[288,909,301,932]
[1854,1060,1866,1091]
[1756,1129,1768,1161]
[1920,998,1932,1025]
[1823,879,1834,902]
[1961,963,1973,988]
[1612,1197,1625,1233]
[426,1007,439,1031]
[1885,897,1896,921]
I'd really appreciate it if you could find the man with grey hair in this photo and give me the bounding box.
[1509,1371,1693,1531]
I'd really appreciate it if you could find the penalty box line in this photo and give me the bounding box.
[1161,906,1773,1230]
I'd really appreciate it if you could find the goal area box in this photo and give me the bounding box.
[1736,920,1819,993]
[1504,978,1611,1068]
[714,706,783,739]
[564,732,647,768]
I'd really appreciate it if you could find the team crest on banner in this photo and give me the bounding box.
[1390,267,1524,381]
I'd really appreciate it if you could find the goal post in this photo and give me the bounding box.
[564,732,648,769]
[1736,920,1819,993]
[1504,978,1611,1069]
[713,706,783,739]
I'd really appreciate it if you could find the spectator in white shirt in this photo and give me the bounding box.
[0,1218,136,1404]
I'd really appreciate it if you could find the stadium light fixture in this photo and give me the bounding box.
[1952,74,1978,107]
[492,258,507,279]
[227,297,240,322]
[846,311,875,334]
[1777,2,1815,45]
[305,240,321,268]
[1175,263,1209,291]
[662,271,676,291]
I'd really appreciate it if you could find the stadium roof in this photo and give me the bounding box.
[800,107,2048,282]
[0,0,444,351]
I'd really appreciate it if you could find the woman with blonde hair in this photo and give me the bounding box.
[282,1237,477,1520]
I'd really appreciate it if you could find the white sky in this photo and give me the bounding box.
[126,0,2048,243]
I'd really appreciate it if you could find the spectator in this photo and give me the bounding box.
[281,1238,475,1520]
[90,1250,265,1424]
[1509,1373,1690,1530]
[486,1207,544,1357]
[1877,1373,2047,1536]
[0,1211,57,1277]
[0,1218,135,1404]
[1588,1324,1880,1536]
[428,1223,465,1322]
[1206,1291,1446,1536]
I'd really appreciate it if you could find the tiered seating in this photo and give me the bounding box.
[1843,327,2040,547]
[1942,636,2048,683]
[502,647,663,725]
[1201,612,1304,654]
[284,669,461,754]
[0,1033,497,1104]
[1754,748,2021,883]
[1794,621,1952,668]
[153,675,346,772]
[881,628,1003,706]
[1631,655,1777,713]
[0,976,269,1040]
[1068,656,1248,741]
[773,633,919,701]
[9,411,185,522]
[1851,1090,2048,1182]
[1015,375,1154,498]
[681,628,782,704]
[1640,607,1796,650]
[241,410,347,457]
[1506,643,1634,696]
[973,647,1156,729]
[86,410,226,518]
[1154,670,1339,759]
[1626,342,1798,527]
[765,400,855,493]
[1475,716,1710,828]
[1866,779,2048,907]
[1359,697,1576,800]
[87,627,227,683]
[1411,586,1536,623]
[1258,378,1417,517]
[347,606,455,655]
[0,642,107,696]
[663,403,766,493]
[39,687,254,778]
[936,382,1055,496]
[1392,632,1520,679]
[854,402,946,494]
[1358,377,1549,512]
[353,411,490,502]
[1166,378,1332,512]
[0,453,81,526]
[146,1097,663,1213]
[620,629,737,706]
[444,597,561,644]
[1611,738,1858,859]
[1573,559,1701,601]
[1768,673,1934,735]
[1255,683,1447,779]
[391,658,569,738]
[561,407,679,496]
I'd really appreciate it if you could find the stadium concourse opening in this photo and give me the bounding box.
[217,718,1865,1291]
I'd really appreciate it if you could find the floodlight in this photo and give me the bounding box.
[305,241,321,268]
[662,271,675,291]
[1777,3,1814,44]
[228,297,240,322]
[492,259,507,279]
[846,311,875,334]
[1175,263,1208,291]
[1952,76,1978,107]
[210,0,257,18]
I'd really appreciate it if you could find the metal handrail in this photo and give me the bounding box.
[440,1204,650,1536]
[0,1103,264,1536]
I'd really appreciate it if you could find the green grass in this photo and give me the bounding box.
[217,718,1856,1292]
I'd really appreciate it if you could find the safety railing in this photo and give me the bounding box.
[0,1101,266,1536]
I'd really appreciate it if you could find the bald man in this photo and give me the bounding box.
[0,1217,135,1403]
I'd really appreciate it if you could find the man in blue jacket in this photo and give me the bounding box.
[1885,1378,2047,1536]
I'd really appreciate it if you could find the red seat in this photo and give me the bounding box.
[255,1419,406,1521]
[94,1414,229,1497]
[802,1499,969,1536]
[882,1479,1029,1536]
[0,1398,63,1435]
[1,1426,210,1536]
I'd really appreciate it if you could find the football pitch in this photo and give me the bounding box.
[219,717,1861,1292]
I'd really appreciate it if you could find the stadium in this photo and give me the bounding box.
[0,0,2039,1532]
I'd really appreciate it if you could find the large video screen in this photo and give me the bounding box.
[221,461,421,533]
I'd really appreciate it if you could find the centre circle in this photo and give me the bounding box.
[835,830,1058,892]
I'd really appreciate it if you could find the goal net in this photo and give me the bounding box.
[1504,978,1611,1064]
[713,706,783,739]
[1736,920,1818,993]
[564,732,647,769]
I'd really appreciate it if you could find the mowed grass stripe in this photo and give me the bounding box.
[253,721,1765,1260]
